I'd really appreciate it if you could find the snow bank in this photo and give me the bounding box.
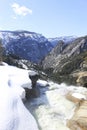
[37,79,49,87]
[0,64,39,130]
[8,66,32,89]
[0,87,38,130]
[0,64,32,89]
[0,64,32,99]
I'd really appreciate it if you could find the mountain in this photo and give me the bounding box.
[0,30,78,64]
[0,30,53,63]
[48,36,77,47]
[42,36,87,84]
[42,36,87,71]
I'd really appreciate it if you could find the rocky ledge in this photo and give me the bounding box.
[66,92,87,130]
[72,71,87,87]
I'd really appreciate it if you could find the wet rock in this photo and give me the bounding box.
[83,83,87,88]
[24,87,40,99]
[25,72,40,99]
[29,72,39,88]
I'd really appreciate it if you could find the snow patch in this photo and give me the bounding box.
[72,93,86,100]
[37,79,49,87]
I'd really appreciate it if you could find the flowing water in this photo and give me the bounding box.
[25,81,85,130]
[1,64,87,130]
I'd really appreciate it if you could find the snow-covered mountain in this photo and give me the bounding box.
[48,36,77,47]
[0,30,77,63]
[0,30,53,63]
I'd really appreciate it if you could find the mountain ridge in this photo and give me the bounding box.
[0,30,77,63]
[42,36,87,85]
[0,30,53,63]
[0,30,87,85]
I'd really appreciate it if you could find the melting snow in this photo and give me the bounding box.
[0,63,39,130]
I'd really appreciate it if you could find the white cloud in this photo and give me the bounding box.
[11,3,32,16]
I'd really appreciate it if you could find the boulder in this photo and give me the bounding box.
[25,87,40,99]
[25,71,40,99]
[67,100,87,130]
[29,72,39,88]
[66,92,83,103]
[77,74,87,87]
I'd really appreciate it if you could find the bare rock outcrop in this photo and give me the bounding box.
[74,71,87,87]
[67,100,87,130]
[66,91,87,130]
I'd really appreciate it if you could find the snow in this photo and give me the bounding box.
[0,63,39,130]
[48,36,77,47]
[0,64,32,89]
[0,63,87,130]
[0,31,48,44]
[37,79,49,87]
[72,93,86,100]
[0,87,39,130]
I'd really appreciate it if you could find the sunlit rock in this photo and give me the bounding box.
[67,100,87,130]
[76,72,87,87]
[66,92,86,103]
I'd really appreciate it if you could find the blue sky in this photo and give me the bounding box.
[0,0,87,37]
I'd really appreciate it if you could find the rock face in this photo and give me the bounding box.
[42,36,87,72]
[67,100,87,130]
[0,31,53,63]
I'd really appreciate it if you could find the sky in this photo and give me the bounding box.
[0,0,87,38]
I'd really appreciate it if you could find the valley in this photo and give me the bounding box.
[0,30,87,130]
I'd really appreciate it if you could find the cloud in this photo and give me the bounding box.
[11,3,32,16]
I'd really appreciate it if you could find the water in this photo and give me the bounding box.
[1,64,87,130]
[25,81,82,130]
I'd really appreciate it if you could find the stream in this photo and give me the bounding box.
[24,81,82,130]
